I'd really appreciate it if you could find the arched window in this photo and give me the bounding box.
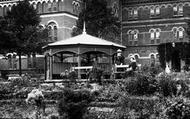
[128,8,133,18]
[48,26,53,40]
[178,4,183,15]
[48,22,58,41]
[150,6,155,17]
[42,2,46,13]
[33,3,37,9]
[52,0,57,11]
[128,30,133,45]
[173,4,183,16]
[150,29,155,44]
[178,27,184,39]
[53,25,57,41]
[8,5,11,11]
[48,1,52,12]
[173,4,178,15]
[155,28,161,43]
[0,6,3,16]
[155,6,160,15]
[150,54,156,66]
[172,27,178,38]
[133,8,138,18]
[3,6,8,16]
[37,2,42,13]
[133,30,138,45]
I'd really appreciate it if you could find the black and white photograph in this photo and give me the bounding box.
[0,0,190,118]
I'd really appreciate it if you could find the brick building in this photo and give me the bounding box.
[0,0,82,41]
[121,0,190,69]
[0,0,83,70]
[0,0,121,70]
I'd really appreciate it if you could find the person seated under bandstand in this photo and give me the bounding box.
[114,49,125,65]
[125,57,137,77]
[113,49,125,79]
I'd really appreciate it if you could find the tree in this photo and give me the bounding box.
[72,0,121,43]
[0,0,48,75]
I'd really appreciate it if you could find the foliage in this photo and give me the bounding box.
[72,0,121,43]
[140,64,163,77]
[0,0,49,75]
[58,88,94,119]
[124,73,158,96]
[157,74,177,97]
[165,97,190,119]
[116,95,160,119]
[90,68,104,85]
[68,70,78,83]
[2,0,41,53]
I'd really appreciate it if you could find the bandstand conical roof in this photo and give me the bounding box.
[44,30,125,49]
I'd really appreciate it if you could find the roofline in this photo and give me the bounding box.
[42,43,126,50]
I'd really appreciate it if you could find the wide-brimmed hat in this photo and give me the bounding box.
[117,49,122,53]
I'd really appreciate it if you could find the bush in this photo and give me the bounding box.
[58,88,94,119]
[157,74,177,97]
[165,97,190,119]
[116,95,160,119]
[141,64,163,77]
[124,74,158,96]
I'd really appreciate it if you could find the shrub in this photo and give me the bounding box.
[116,95,160,119]
[124,74,158,96]
[165,97,190,119]
[157,74,177,97]
[58,88,94,119]
[140,64,163,77]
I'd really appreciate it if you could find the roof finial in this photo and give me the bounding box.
[83,21,86,34]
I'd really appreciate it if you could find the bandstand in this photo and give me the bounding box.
[43,27,126,80]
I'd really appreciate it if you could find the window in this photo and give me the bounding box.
[172,27,184,40]
[172,27,178,38]
[52,1,57,11]
[150,29,155,39]
[42,2,46,13]
[128,30,139,46]
[53,26,57,41]
[128,9,133,18]
[133,30,138,45]
[48,2,52,11]
[150,29,155,44]
[173,4,183,16]
[178,27,184,39]
[150,6,160,17]
[48,22,58,41]
[128,30,133,45]
[155,6,160,15]
[173,5,178,15]
[150,6,155,17]
[133,8,138,18]
[155,29,161,43]
[150,54,156,66]
[128,8,138,19]
[178,4,183,15]
[37,2,43,13]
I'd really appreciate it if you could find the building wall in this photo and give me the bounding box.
[0,0,83,70]
[121,0,190,66]
[0,0,81,41]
